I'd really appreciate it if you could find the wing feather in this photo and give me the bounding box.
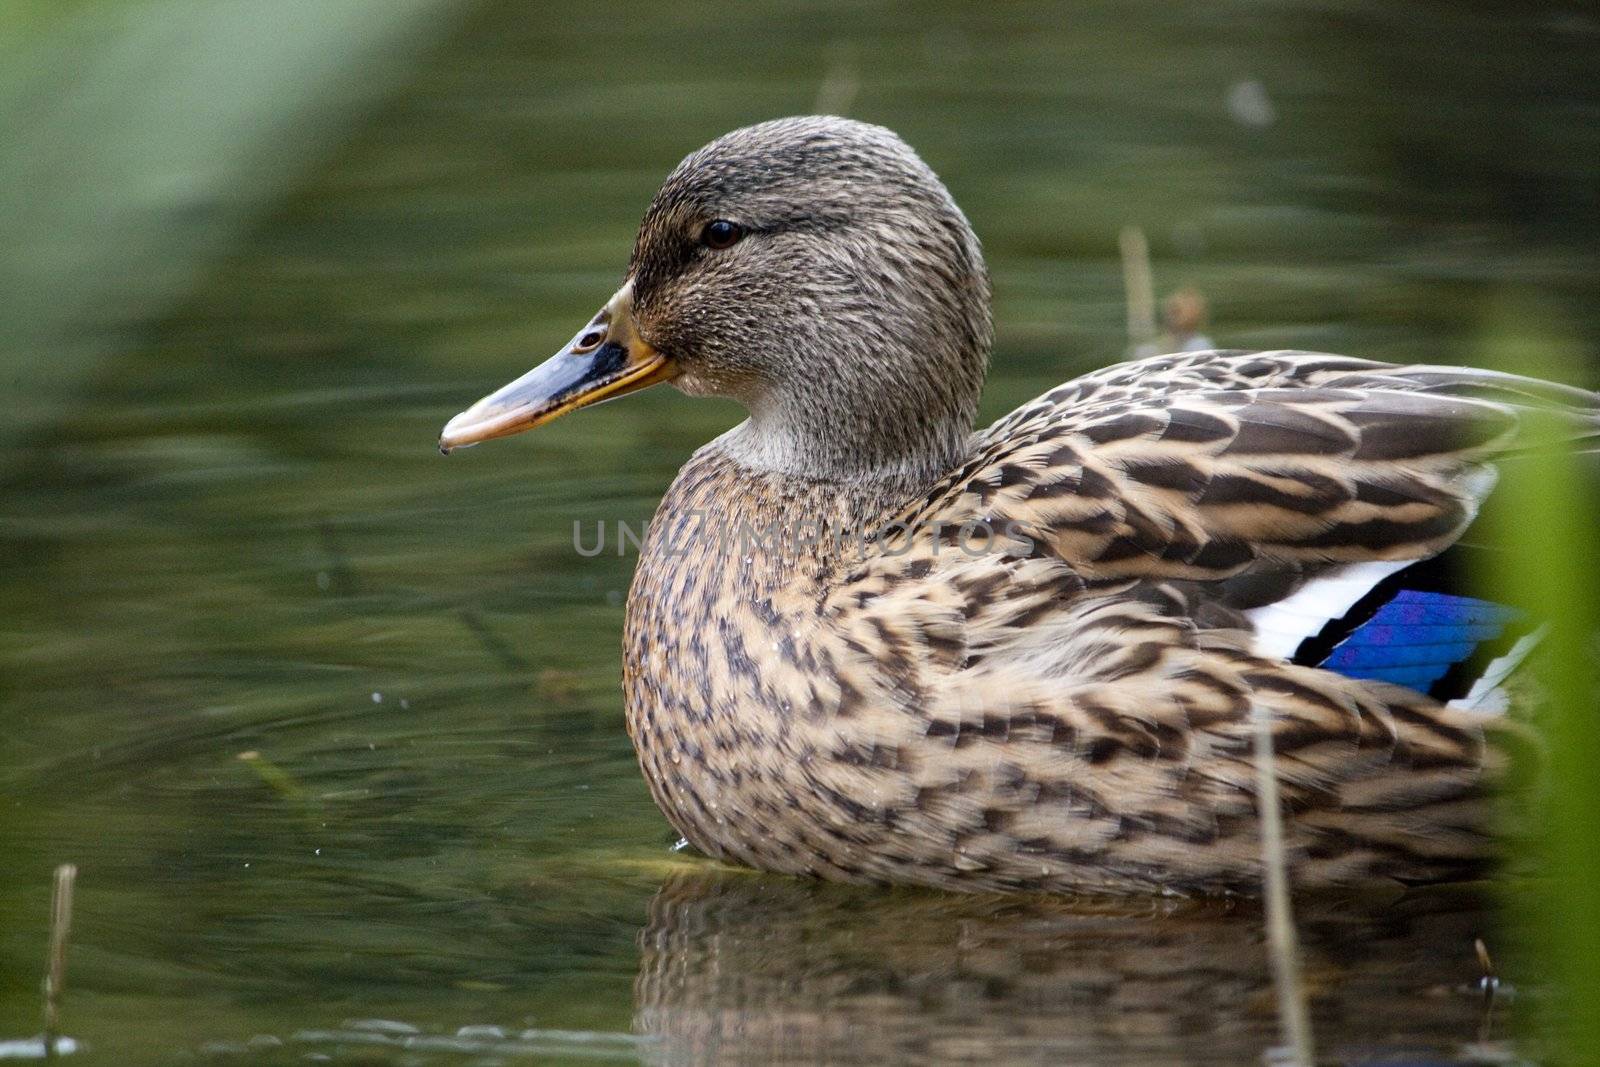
[912,351,1599,582]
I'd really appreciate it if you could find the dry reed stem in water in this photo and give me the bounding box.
[1252,704,1315,1067]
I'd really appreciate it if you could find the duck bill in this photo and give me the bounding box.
[439,282,674,452]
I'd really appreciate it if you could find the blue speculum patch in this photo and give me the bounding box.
[1316,589,1522,692]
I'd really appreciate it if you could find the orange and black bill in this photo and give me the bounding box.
[439,281,674,452]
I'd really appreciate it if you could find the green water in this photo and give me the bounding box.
[2,1,1596,1063]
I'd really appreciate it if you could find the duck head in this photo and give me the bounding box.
[440,116,992,486]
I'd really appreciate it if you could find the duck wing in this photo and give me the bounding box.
[904,350,1598,703]
[926,350,1600,583]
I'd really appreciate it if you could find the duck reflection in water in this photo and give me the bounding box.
[633,871,1505,1066]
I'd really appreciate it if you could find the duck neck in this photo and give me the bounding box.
[718,339,988,491]
[721,404,967,491]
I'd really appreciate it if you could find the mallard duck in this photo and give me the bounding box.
[440,116,1598,894]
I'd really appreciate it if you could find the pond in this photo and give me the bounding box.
[2,1,1595,1063]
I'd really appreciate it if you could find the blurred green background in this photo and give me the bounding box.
[1,1,1597,1063]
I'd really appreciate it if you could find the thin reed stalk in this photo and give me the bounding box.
[1252,704,1315,1067]
[42,863,76,1059]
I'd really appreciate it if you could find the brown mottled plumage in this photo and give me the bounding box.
[442,116,1600,894]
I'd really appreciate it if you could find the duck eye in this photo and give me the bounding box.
[700,219,743,250]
